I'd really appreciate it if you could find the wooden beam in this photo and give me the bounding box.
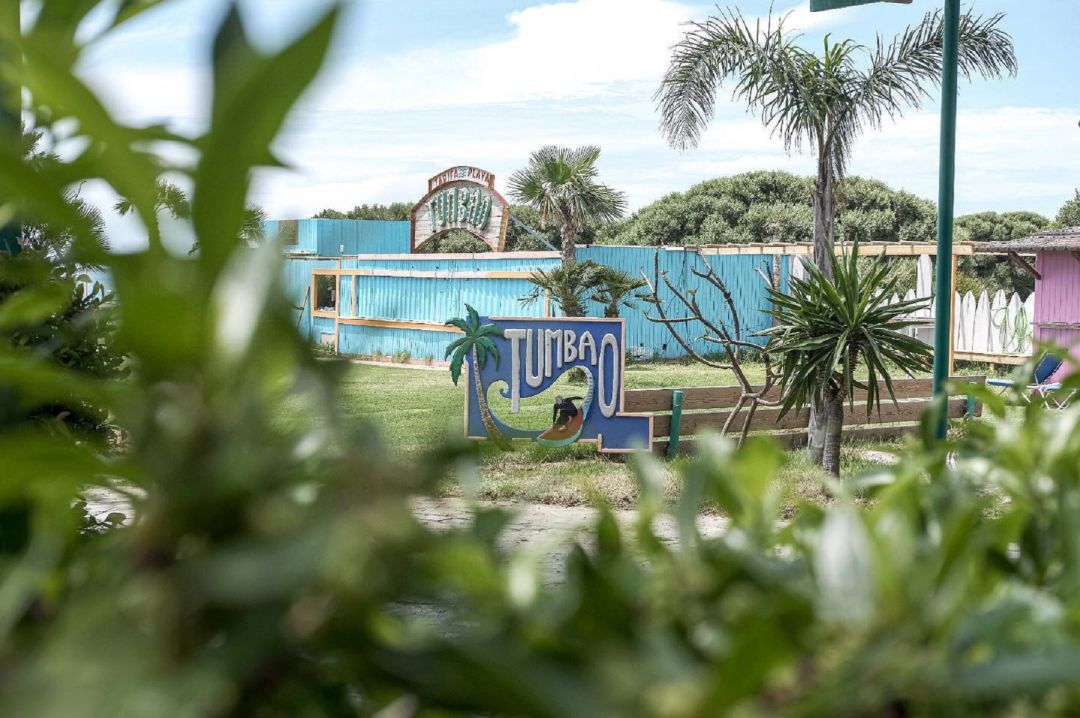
[696,242,977,257]
[651,398,969,438]
[336,317,463,333]
[316,268,534,280]
[295,287,310,329]
[624,376,985,413]
[1007,252,1042,280]
[953,351,1030,365]
[949,253,957,376]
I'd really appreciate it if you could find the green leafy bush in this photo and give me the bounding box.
[5,3,1080,718]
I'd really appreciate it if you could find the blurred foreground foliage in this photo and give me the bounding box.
[4,3,1080,717]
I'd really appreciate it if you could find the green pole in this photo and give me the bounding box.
[0,0,21,256]
[932,0,960,440]
[666,389,684,458]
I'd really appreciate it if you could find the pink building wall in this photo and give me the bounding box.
[1034,252,1080,374]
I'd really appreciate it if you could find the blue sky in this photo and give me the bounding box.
[72,0,1080,251]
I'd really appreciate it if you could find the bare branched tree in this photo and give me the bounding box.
[641,250,782,447]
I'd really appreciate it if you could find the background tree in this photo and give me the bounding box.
[521,261,602,318]
[509,145,627,264]
[2,126,124,438]
[116,180,266,252]
[656,7,1016,279]
[1054,189,1080,228]
[764,247,932,476]
[954,210,1049,295]
[597,171,936,247]
[445,304,506,447]
[312,201,412,220]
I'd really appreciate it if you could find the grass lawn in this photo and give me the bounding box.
[276,359,944,510]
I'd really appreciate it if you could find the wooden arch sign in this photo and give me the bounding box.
[410,166,511,252]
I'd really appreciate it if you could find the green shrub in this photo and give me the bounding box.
[6,3,1080,717]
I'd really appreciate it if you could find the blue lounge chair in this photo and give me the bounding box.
[987,354,1070,407]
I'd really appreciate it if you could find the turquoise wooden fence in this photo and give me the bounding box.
[279,219,789,361]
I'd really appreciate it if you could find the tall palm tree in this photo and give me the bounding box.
[763,245,932,476]
[590,266,648,319]
[445,305,508,448]
[656,7,1016,278]
[509,146,627,265]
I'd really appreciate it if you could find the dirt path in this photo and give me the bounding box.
[83,490,727,584]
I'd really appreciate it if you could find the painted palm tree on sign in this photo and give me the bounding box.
[445,305,508,448]
[656,7,1016,278]
[509,146,627,265]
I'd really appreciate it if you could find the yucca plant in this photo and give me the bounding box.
[763,245,932,475]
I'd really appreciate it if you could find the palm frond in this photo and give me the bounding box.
[765,241,932,417]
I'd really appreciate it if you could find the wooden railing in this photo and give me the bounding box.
[624,376,986,455]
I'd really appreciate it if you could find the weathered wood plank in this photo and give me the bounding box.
[654,425,919,455]
[652,397,968,438]
[627,377,985,414]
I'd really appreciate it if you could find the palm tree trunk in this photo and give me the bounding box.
[560,222,576,265]
[808,151,838,462]
[821,383,844,477]
[811,155,836,282]
[807,409,827,466]
[473,346,507,448]
[806,365,828,465]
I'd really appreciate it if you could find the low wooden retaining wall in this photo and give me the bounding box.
[623,376,986,455]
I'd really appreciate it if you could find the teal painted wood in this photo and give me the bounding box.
[282,245,789,361]
[340,256,559,272]
[282,257,337,341]
[267,219,411,255]
[338,324,460,360]
[578,246,789,358]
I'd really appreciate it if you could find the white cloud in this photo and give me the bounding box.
[69,0,1080,245]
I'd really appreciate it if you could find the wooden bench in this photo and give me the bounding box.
[623,376,986,455]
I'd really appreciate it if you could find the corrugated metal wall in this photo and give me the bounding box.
[279,220,789,361]
[266,219,411,254]
[578,246,787,358]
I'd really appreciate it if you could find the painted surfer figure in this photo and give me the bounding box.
[552,395,584,428]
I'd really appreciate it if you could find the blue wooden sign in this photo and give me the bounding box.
[447,310,652,453]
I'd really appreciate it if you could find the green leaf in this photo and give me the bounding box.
[193,3,340,276]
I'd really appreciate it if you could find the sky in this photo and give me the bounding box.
[65,0,1080,252]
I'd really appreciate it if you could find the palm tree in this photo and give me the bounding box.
[521,261,602,318]
[445,304,508,448]
[656,7,1016,278]
[763,245,932,477]
[116,180,266,252]
[508,146,627,265]
[590,266,648,319]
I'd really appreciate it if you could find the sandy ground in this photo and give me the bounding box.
[83,489,726,582]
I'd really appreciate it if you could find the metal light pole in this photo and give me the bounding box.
[812,0,960,441]
[931,0,961,440]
